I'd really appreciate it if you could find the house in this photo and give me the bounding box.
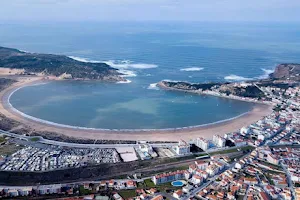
[195,169,208,179]
[113,193,123,200]
[182,185,193,193]
[195,160,208,170]
[146,188,157,195]
[150,195,164,200]
[173,189,183,199]
[108,180,115,188]
[259,192,269,200]
[244,177,258,185]
[191,175,202,185]
[126,180,136,189]
[188,164,197,173]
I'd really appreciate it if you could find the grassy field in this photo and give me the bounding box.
[144,178,179,192]
[119,190,137,199]
[30,137,40,142]
[0,143,22,156]
[209,146,255,156]
[144,178,156,188]
[0,136,6,144]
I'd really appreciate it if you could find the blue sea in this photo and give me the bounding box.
[1,22,300,129]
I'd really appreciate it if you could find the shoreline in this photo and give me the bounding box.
[0,76,274,141]
[157,81,273,105]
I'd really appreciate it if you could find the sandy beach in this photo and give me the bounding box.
[0,76,274,142]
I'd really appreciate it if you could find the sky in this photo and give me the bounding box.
[1,0,300,22]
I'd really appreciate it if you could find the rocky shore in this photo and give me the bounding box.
[158,63,300,101]
[0,46,125,82]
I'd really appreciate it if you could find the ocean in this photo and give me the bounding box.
[1,22,300,129]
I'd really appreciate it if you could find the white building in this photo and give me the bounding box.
[173,189,183,199]
[195,160,209,170]
[195,137,210,151]
[173,140,190,155]
[191,174,203,185]
[213,135,226,148]
[240,127,250,135]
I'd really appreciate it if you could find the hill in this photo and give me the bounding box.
[0,46,124,81]
[270,63,300,81]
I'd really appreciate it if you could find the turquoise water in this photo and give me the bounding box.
[171,181,185,187]
[2,22,300,129]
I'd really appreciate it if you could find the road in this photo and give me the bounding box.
[280,160,296,200]
[0,129,177,148]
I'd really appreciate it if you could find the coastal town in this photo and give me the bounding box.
[0,72,299,200]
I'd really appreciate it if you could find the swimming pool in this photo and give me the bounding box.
[171,180,186,187]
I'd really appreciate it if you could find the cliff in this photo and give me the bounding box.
[0,46,124,81]
[270,63,300,81]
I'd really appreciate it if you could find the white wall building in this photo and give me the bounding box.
[173,140,190,155]
[213,135,226,148]
[195,137,210,151]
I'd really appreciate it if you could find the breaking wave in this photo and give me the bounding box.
[69,56,158,79]
[224,75,252,81]
[117,80,132,84]
[103,60,158,69]
[256,68,274,79]
[147,83,159,90]
[118,69,137,77]
[180,67,204,72]
[224,68,274,81]
[69,56,101,63]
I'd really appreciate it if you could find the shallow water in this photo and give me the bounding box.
[3,22,300,129]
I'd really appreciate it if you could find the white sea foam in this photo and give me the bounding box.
[180,67,204,72]
[118,69,137,77]
[117,80,132,84]
[224,75,252,81]
[147,83,159,90]
[256,68,274,79]
[104,60,158,69]
[69,56,157,79]
[69,56,102,63]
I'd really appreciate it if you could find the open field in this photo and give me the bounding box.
[0,143,22,156]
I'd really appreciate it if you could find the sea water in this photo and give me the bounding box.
[2,22,300,129]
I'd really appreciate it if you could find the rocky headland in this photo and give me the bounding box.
[0,46,125,82]
[158,63,300,100]
[270,63,300,81]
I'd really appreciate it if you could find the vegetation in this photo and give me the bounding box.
[232,86,265,98]
[79,186,91,195]
[144,178,156,188]
[29,137,40,142]
[209,146,254,156]
[162,81,266,99]
[0,136,6,144]
[0,78,16,92]
[0,46,123,81]
[0,143,23,156]
[162,81,224,91]
[119,190,137,199]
